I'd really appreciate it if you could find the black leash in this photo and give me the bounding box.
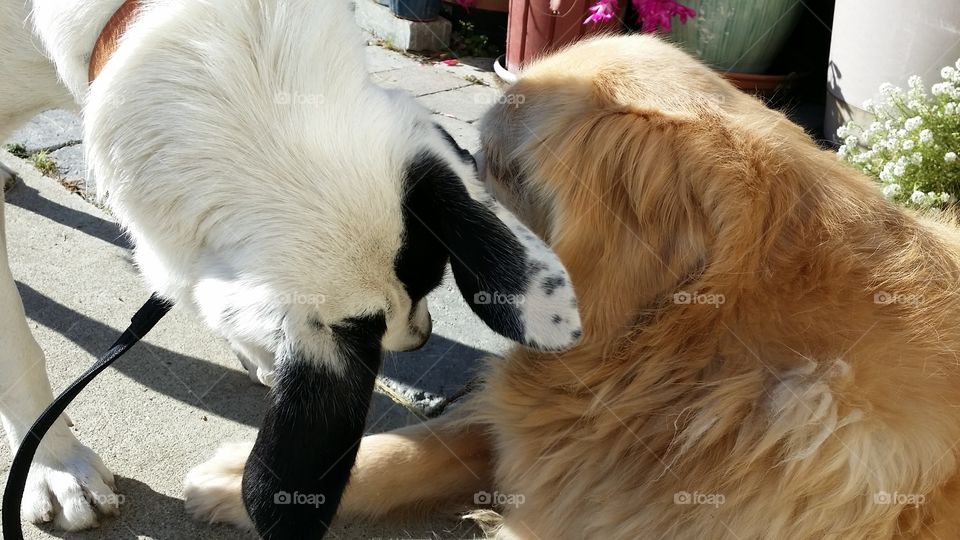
[2,294,173,539]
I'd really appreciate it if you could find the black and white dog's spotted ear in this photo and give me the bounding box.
[406,131,581,351]
[241,316,384,539]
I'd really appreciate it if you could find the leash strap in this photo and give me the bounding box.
[2,293,173,539]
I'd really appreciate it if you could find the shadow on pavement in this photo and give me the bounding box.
[18,283,491,430]
[6,181,132,250]
[17,282,266,428]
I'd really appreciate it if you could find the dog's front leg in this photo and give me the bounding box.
[0,193,119,531]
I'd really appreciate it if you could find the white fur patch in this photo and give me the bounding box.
[768,359,862,463]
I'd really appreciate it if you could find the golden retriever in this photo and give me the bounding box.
[189,34,960,539]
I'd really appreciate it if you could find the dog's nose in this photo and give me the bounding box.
[400,313,432,352]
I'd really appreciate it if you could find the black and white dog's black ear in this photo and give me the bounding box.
[406,138,581,351]
[241,316,384,539]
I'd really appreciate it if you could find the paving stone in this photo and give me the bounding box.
[371,65,471,96]
[365,42,423,73]
[432,114,482,154]
[434,56,504,88]
[418,84,502,123]
[6,109,82,153]
[48,142,85,182]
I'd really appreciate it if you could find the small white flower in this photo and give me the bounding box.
[911,191,926,204]
[880,163,895,182]
[919,129,934,144]
[942,192,952,203]
[946,152,958,163]
[879,82,896,96]
[911,152,923,165]
[943,66,957,81]
[882,184,901,197]
[837,144,848,158]
[845,135,859,147]
[947,102,957,114]
[932,82,951,96]
[862,98,875,111]
[894,162,907,177]
[836,125,849,139]
[897,129,908,138]
[902,139,915,150]
[905,116,923,131]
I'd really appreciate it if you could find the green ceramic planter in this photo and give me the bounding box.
[667,0,803,73]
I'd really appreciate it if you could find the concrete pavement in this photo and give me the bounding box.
[1,37,509,540]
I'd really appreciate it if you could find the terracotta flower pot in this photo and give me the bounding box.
[506,0,623,72]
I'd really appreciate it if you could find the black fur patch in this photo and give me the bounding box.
[542,276,565,296]
[395,169,450,303]
[401,149,529,343]
[242,315,385,539]
[434,123,477,167]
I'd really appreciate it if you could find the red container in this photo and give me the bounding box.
[506,0,623,72]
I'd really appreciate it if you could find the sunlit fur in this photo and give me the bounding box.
[325,35,960,539]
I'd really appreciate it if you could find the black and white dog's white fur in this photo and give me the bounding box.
[0,0,580,537]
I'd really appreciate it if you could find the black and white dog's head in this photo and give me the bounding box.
[239,124,580,538]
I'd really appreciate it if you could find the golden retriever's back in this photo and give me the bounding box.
[474,34,960,538]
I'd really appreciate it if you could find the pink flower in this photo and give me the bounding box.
[582,0,696,31]
[584,0,619,24]
[634,0,696,32]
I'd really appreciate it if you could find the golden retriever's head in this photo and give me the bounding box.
[479,35,854,342]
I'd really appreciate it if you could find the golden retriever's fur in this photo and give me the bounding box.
[181,34,960,538]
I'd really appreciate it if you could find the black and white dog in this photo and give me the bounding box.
[0,0,580,537]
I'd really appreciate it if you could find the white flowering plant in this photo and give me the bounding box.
[837,59,960,208]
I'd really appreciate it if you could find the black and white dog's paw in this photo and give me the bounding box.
[23,438,119,531]
[183,442,254,529]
